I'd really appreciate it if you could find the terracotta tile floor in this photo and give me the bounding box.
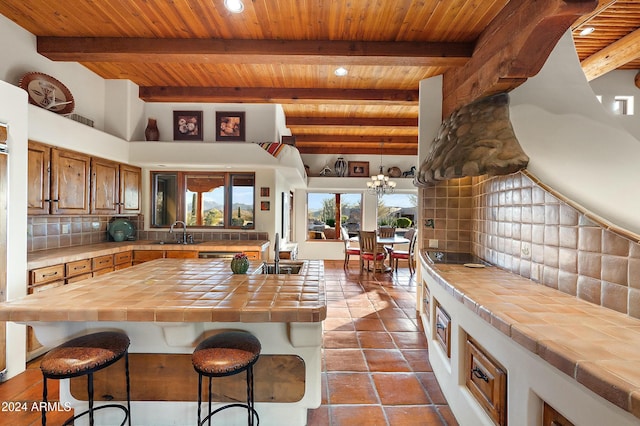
[307,260,457,426]
[0,260,456,426]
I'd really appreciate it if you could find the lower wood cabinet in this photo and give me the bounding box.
[434,301,451,357]
[165,250,198,259]
[133,250,164,265]
[465,337,507,426]
[543,402,574,426]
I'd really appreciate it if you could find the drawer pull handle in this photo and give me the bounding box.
[74,265,86,270]
[472,367,489,382]
[436,322,446,330]
[43,271,59,277]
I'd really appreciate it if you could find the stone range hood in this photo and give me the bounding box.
[415,93,529,186]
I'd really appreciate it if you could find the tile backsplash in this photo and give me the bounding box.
[420,171,640,319]
[27,214,268,252]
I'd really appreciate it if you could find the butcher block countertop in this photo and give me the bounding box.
[421,250,640,421]
[27,240,270,269]
[1,258,326,323]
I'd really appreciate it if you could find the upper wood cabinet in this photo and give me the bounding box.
[50,148,91,215]
[27,142,51,215]
[28,141,142,215]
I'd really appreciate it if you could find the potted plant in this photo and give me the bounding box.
[230,253,250,274]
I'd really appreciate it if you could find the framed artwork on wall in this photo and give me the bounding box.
[216,111,245,141]
[261,201,270,211]
[260,187,270,197]
[348,161,370,177]
[173,111,203,141]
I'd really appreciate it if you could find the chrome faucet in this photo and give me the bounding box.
[274,233,280,274]
[169,221,187,244]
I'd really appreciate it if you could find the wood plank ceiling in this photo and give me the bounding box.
[0,0,638,155]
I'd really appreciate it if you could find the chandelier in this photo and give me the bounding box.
[367,143,396,196]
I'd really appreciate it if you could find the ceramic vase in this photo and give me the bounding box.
[230,257,250,274]
[334,157,347,177]
[145,118,160,141]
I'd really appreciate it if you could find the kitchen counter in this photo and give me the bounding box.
[420,250,640,425]
[0,258,325,425]
[26,240,270,269]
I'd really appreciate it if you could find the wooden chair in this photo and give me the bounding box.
[389,229,418,274]
[341,227,360,269]
[358,231,386,274]
[378,226,396,238]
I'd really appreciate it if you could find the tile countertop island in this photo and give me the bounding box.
[418,250,640,426]
[0,258,326,426]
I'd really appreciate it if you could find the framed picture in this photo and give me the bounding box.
[261,201,270,211]
[173,111,203,141]
[216,111,245,141]
[260,187,270,197]
[348,161,369,177]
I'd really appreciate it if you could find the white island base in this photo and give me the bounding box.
[31,320,322,426]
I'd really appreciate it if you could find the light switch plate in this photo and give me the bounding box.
[429,239,439,248]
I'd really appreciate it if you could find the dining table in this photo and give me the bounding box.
[349,234,410,272]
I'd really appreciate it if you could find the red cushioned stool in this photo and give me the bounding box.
[192,331,261,426]
[39,331,131,426]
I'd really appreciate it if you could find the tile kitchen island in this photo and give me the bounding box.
[0,258,327,426]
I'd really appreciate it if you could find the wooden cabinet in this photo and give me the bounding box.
[166,250,198,259]
[27,264,65,357]
[90,160,141,215]
[65,259,92,283]
[90,157,119,214]
[30,264,65,287]
[92,254,115,276]
[465,338,507,426]
[119,164,142,214]
[114,251,133,270]
[50,147,91,215]
[435,302,451,357]
[27,141,51,215]
[543,402,574,426]
[422,280,431,328]
[133,250,164,265]
[28,141,141,215]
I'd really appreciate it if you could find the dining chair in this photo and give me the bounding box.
[389,229,418,274]
[378,226,396,238]
[341,226,360,269]
[358,230,386,274]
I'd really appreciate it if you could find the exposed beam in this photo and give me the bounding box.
[139,87,419,104]
[296,143,417,156]
[37,37,474,67]
[442,0,598,117]
[581,27,640,81]
[286,117,418,127]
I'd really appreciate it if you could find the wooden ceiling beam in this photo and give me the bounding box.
[38,37,473,67]
[296,144,417,156]
[294,135,417,144]
[442,0,598,117]
[139,87,419,104]
[286,117,418,127]
[581,26,640,81]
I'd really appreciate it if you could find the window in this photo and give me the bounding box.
[614,96,634,115]
[378,193,418,228]
[307,193,362,240]
[151,171,254,228]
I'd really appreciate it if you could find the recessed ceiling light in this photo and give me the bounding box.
[579,26,595,36]
[334,67,348,77]
[224,0,244,13]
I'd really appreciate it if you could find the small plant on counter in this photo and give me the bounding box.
[230,252,250,274]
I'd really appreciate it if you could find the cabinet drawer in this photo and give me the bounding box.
[28,280,64,294]
[114,251,132,265]
[66,273,93,283]
[244,251,260,260]
[114,262,132,271]
[30,264,65,285]
[93,267,115,277]
[465,338,507,426]
[434,302,451,357]
[166,250,198,259]
[66,259,91,277]
[133,250,164,263]
[92,254,114,270]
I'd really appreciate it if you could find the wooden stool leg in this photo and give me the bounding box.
[207,376,212,426]
[88,372,94,426]
[125,351,131,426]
[42,377,48,426]
[197,374,202,426]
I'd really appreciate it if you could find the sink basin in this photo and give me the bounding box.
[153,241,201,245]
[260,261,305,274]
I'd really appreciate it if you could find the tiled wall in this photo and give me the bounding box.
[420,171,640,319]
[27,214,268,252]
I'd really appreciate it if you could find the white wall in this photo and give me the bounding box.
[509,31,640,237]
[0,80,28,379]
[589,70,640,139]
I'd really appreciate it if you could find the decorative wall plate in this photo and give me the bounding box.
[18,72,75,114]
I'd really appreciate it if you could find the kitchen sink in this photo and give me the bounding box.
[153,240,201,245]
[259,261,305,274]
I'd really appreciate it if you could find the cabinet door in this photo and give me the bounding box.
[120,164,141,214]
[27,141,51,214]
[50,148,91,214]
[91,157,119,214]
